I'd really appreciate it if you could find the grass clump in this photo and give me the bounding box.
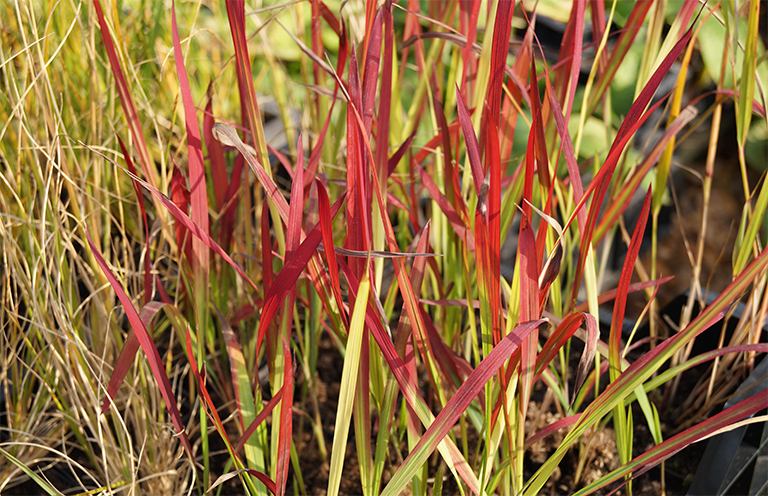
[1,1,767,495]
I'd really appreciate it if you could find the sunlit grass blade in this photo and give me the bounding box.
[340,264,481,493]
[327,270,370,496]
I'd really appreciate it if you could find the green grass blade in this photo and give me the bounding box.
[0,447,61,496]
[327,271,371,496]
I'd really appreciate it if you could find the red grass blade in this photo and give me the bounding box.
[101,301,171,413]
[415,162,475,249]
[256,196,345,355]
[609,188,652,381]
[459,0,481,93]
[234,388,282,454]
[170,162,193,267]
[87,232,193,460]
[535,313,586,382]
[318,0,341,35]
[589,0,607,73]
[517,214,540,415]
[480,110,503,347]
[485,0,515,129]
[556,0,584,123]
[381,320,548,496]
[116,136,151,305]
[456,86,484,194]
[316,179,348,329]
[344,48,372,280]
[361,9,383,135]
[542,73,587,234]
[276,337,293,496]
[172,1,210,281]
[204,87,228,211]
[92,0,158,192]
[287,134,305,254]
[571,24,694,306]
[210,469,277,495]
[528,58,551,193]
[226,0,267,164]
[387,130,417,179]
[375,3,394,184]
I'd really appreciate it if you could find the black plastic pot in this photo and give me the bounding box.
[687,354,768,496]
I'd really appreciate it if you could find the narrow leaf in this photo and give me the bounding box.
[87,232,193,460]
